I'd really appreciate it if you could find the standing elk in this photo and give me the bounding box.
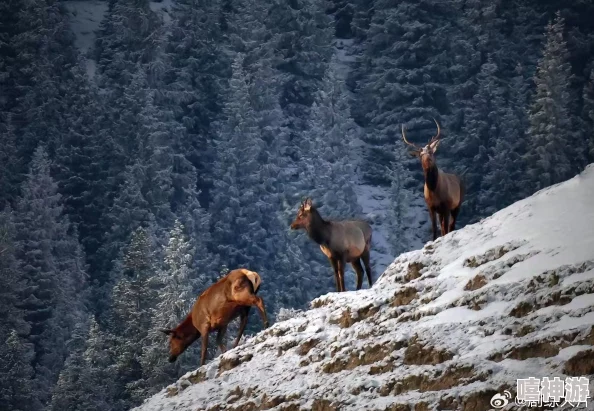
[290,198,373,292]
[160,268,269,366]
[401,119,465,241]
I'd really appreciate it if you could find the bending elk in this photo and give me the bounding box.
[160,268,269,366]
[402,119,465,241]
[290,198,373,292]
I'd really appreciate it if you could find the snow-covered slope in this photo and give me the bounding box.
[135,165,594,411]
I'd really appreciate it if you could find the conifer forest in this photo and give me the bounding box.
[1,0,594,409]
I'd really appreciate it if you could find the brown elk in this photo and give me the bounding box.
[401,119,465,241]
[290,198,373,292]
[160,268,269,366]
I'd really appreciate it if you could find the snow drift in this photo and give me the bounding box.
[134,165,594,411]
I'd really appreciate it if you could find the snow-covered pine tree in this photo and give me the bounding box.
[0,209,36,410]
[262,0,334,132]
[165,0,231,199]
[583,67,594,162]
[94,0,162,90]
[97,161,156,293]
[49,319,90,411]
[525,12,584,190]
[141,220,200,391]
[209,53,265,268]
[452,57,506,220]
[81,318,119,411]
[387,147,412,257]
[0,117,19,206]
[0,330,39,411]
[109,226,160,407]
[13,146,88,405]
[482,64,531,212]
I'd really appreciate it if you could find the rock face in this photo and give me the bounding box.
[134,165,594,411]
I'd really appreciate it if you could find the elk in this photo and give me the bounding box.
[160,268,269,366]
[401,119,465,241]
[290,198,373,292]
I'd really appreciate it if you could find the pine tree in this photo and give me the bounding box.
[165,0,231,197]
[13,146,87,404]
[209,54,266,268]
[81,318,119,411]
[94,0,162,90]
[583,67,594,162]
[110,226,159,407]
[0,330,39,411]
[141,220,199,393]
[387,149,412,257]
[525,12,583,190]
[49,320,90,411]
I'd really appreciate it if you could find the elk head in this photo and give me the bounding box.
[290,198,314,230]
[402,118,442,171]
[160,328,197,363]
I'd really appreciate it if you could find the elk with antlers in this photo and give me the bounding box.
[160,268,269,366]
[290,198,373,292]
[401,119,465,241]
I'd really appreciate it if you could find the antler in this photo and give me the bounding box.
[401,124,421,151]
[428,118,441,145]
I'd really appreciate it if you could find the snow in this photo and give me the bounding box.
[149,0,174,26]
[134,165,594,411]
[62,0,108,79]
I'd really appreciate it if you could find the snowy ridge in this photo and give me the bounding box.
[134,166,594,411]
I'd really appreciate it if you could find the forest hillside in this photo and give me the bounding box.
[135,164,594,411]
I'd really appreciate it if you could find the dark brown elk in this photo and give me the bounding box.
[402,119,465,241]
[290,198,373,292]
[160,268,269,366]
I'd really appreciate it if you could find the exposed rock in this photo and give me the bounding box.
[392,287,418,306]
[464,275,488,291]
[564,349,594,376]
[298,338,320,356]
[405,261,425,282]
[322,341,398,373]
[404,337,453,365]
[218,353,253,375]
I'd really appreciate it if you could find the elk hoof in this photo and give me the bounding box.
[168,355,177,363]
[264,321,270,328]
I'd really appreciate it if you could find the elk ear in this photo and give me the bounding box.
[303,198,312,211]
[160,328,173,336]
[409,150,420,158]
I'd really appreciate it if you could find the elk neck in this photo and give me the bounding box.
[423,162,439,192]
[305,209,331,246]
[176,313,200,342]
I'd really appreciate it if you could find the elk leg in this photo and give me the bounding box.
[442,212,450,236]
[361,250,373,287]
[439,213,447,237]
[216,326,227,354]
[429,208,438,241]
[449,207,460,232]
[337,257,346,292]
[200,328,209,366]
[233,307,250,348]
[329,257,340,292]
[352,259,364,290]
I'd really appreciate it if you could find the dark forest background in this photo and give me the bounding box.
[1,0,594,409]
